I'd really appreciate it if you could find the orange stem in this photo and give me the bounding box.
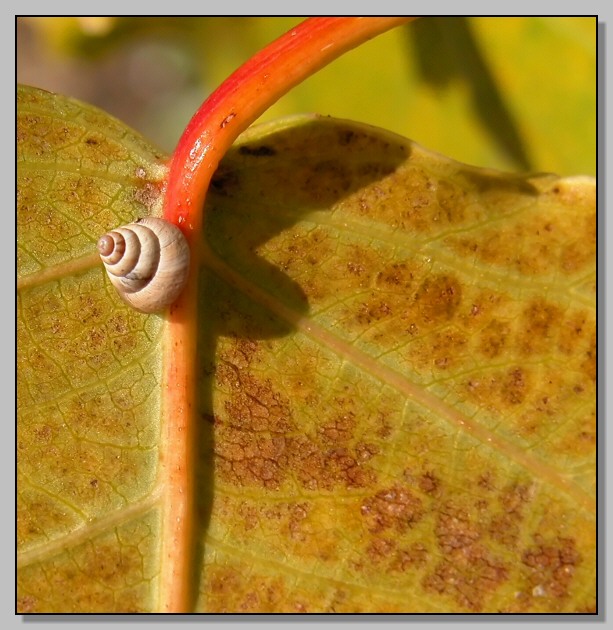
[158,16,414,612]
[164,16,414,236]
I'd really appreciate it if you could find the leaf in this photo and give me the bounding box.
[17,87,595,613]
[17,85,169,612]
[196,118,596,613]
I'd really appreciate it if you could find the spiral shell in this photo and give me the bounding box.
[97,217,190,313]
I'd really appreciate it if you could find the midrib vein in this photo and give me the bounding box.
[202,243,595,513]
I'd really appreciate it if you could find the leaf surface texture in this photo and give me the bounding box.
[17,87,596,613]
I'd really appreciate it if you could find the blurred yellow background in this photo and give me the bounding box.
[17,17,596,176]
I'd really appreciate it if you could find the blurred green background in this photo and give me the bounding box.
[16,17,595,176]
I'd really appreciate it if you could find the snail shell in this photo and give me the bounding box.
[97,217,190,313]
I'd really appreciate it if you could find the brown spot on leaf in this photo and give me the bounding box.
[276,228,333,287]
[367,537,396,562]
[477,471,496,491]
[557,407,596,456]
[387,167,439,232]
[355,441,380,463]
[561,231,595,274]
[458,290,507,331]
[17,595,37,613]
[236,501,259,532]
[346,261,364,276]
[322,447,373,488]
[338,129,357,145]
[222,371,292,434]
[34,424,53,443]
[557,310,589,355]
[423,502,508,611]
[423,551,508,612]
[318,412,356,445]
[287,437,377,491]
[107,313,130,336]
[375,262,417,290]
[519,299,562,355]
[390,543,429,572]
[217,339,292,436]
[488,482,533,548]
[111,330,137,358]
[464,365,531,410]
[75,294,104,325]
[19,525,151,612]
[427,326,468,370]
[581,332,596,383]
[216,368,378,491]
[414,274,462,324]
[435,503,480,552]
[501,367,527,405]
[356,298,393,326]
[216,426,286,490]
[287,503,309,541]
[361,484,423,534]
[478,319,512,358]
[207,566,243,609]
[419,471,441,496]
[521,536,580,600]
[207,564,302,613]
[215,333,385,492]
[133,181,162,212]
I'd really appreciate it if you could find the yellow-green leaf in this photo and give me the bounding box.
[17,87,595,613]
[17,85,169,612]
[196,117,595,613]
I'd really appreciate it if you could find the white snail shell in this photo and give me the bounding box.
[97,217,190,314]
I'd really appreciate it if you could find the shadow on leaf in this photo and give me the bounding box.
[190,119,409,603]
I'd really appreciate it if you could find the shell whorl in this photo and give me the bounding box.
[97,217,190,314]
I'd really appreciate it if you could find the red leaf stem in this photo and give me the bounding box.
[163,17,414,235]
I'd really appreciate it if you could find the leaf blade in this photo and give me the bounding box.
[197,116,595,612]
[17,90,595,612]
[17,86,169,612]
